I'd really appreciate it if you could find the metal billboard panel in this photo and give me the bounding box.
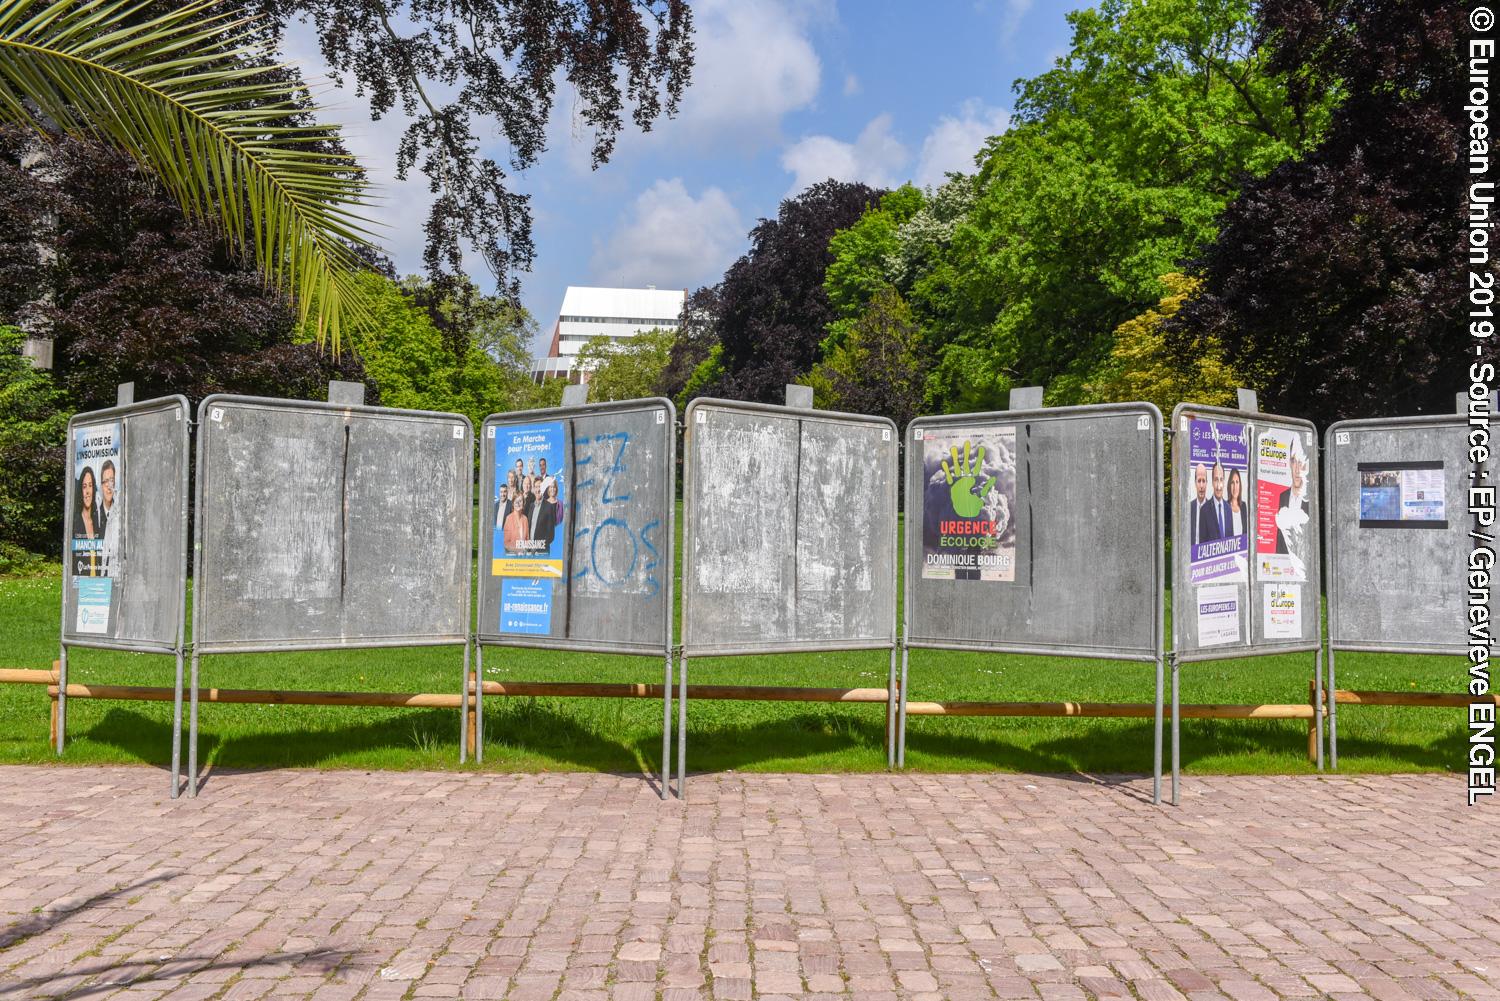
[193,395,473,653]
[1326,415,1472,655]
[1171,403,1321,662]
[61,396,190,653]
[904,403,1164,662]
[476,398,675,655]
[681,399,898,657]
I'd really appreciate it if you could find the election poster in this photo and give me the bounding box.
[491,422,567,635]
[70,422,122,634]
[918,427,1017,582]
[1254,429,1312,582]
[1184,418,1250,584]
[1263,583,1301,639]
[1195,583,1240,647]
[1358,461,1447,528]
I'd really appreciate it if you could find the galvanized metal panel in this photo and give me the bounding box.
[681,399,898,657]
[476,398,675,654]
[1171,403,1321,662]
[1325,415,1471,654]
[904,404,1163,661]
[61,396,190,653]
[194,395,472,652]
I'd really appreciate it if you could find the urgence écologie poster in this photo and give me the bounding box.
[491,421,567,635]
[70,421,122,634]
[918,427,1017,582]
[1184,418,1250,584]
[1255,429,1312,582]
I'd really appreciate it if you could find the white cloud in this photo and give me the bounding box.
[590,179,744,290]
[780,114,909,194]
[1000,0,1034,47]
[669,0,824,144]
[915,100,1010,186]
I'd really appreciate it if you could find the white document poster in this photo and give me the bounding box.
[1263,583,1301,639]
[1196,583,1240,647]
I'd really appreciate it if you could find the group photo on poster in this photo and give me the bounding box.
[1254,429,1312,581]
[919,428,1018,582]
[70,421,122,634]
[1184,419,1249,584]
[492,422,567,634]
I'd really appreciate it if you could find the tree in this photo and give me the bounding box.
[807,287,929,431]
[0,326,68,562]
[822,184,925,353]
[1081,274,1239,416]
[0,0,378,345]
[576,328,675,403]
[0,132,363,413]
[252,0,694,300]
[1170,0,1490,427]
[707,179,885,403]
[344,273,542,430]
[656,284,719,404]
[923,0,1323,411]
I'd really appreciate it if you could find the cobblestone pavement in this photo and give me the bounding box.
[0,768,1496,1001]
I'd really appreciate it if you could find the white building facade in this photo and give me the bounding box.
[535,285,686,381]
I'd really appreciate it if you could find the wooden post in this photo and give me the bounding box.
[49,692,58,748]
[1307,678,1317,764]
[467,667,478,758]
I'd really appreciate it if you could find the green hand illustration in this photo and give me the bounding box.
[942,440,995,517]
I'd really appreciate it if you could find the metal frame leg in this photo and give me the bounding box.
[897,645,909,768]
[1152,654,1163,805]
[1170,655,1180,806]
[661,652,672,800]
[676,652,687,800]
[55,646,67,755]
[171,649,184,799]
[474,643,484,764]
[188,651,201,797]
[886,646,897,770]
[1314,648,1325,771]
[460,642,471,764]
[1328,646,1339,770]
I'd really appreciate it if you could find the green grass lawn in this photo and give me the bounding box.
[0,510,1471,779]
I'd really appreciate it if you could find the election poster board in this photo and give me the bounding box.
[62,396,190,652]
[478,399,674,656]
[905,404,1162,661]
[1172,403,1321,661]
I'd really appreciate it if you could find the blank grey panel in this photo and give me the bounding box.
[476,401,673,654]
[684,407,799,651]
[1171,405,1321,661]
[906,407,1160,660]
[794,419,896,642]
[196,398,471,651]
[341,415,471,641]
[62,397,189,652]
[1327,418,1468,653]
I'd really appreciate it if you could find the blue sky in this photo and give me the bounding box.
[284,1,1090,354]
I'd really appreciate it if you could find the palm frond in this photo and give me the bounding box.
[0,0,382,351]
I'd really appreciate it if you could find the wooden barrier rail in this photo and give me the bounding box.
[7,666,1493,767]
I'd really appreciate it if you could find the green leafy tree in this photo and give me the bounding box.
[1081,273,1239,415]
[821,185,925,353]
[0,326,68,562]
[925,0,1324,411]
[576,328,676,403]
[808,287,929,431]
[0,0,380,346]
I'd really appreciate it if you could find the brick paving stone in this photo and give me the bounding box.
[0,768,1495,1000]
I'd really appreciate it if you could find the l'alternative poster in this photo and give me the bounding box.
[1185,418,1250,584]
